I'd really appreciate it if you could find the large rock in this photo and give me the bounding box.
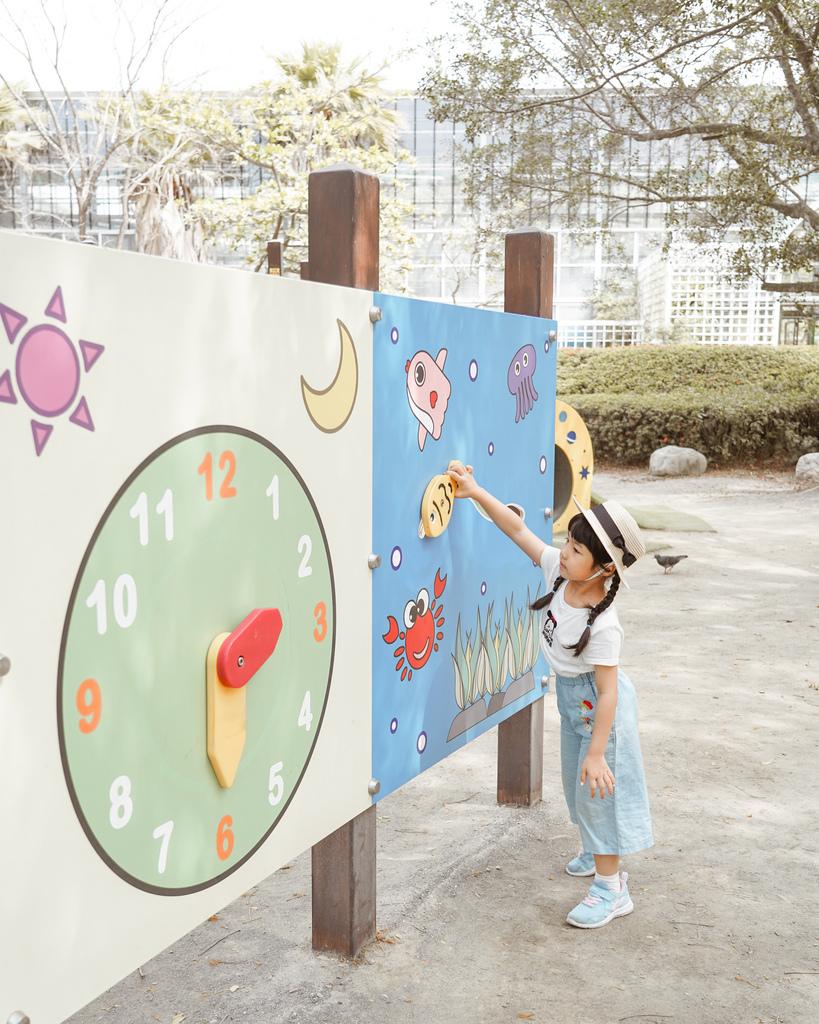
[649,445,707,477]
[795,453,819,487]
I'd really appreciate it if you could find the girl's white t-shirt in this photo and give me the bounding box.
[539,545,623,678]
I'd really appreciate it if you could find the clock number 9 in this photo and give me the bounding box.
[216,814,234,861]
[77,678,102,733]
[198,451,237,502]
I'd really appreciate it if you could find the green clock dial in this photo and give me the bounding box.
[57,426,335,894]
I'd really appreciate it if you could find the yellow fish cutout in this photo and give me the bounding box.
[419,463,461,539]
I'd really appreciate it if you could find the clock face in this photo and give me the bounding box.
[57,425,335,894]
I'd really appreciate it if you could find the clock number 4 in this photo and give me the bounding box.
[198,451,237,502]
[129,489,174,545]
[298,691,313,731]
[86,575,137,635]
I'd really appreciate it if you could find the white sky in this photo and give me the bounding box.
[0,0,459,93]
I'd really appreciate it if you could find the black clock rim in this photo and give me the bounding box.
[57,424,337,897]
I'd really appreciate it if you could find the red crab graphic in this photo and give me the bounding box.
[382,569,446,681]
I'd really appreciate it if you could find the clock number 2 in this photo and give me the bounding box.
[198,451,237,501]
[217,814,234,861]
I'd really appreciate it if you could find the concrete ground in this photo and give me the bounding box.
[68,467,819,1024]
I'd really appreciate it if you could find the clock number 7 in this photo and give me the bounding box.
[152,820,174,875]
[198,451,237,501]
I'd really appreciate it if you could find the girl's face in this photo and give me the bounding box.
[559,530,606,583]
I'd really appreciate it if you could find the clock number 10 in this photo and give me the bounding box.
[198,451,237,501]
[86,575,138,635]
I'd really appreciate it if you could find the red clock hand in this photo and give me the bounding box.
[216,608,283,688]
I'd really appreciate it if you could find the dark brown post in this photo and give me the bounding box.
[267,240,282,275]
[497,228,555,806]
[308,163,379,957]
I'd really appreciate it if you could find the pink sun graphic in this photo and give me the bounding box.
[0,285,103,456]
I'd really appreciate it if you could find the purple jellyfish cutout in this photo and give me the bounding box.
[507,344,538,423]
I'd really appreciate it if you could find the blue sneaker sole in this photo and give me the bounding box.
[565,863,596,877]
[566,898,634,929]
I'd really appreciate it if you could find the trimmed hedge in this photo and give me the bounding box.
[557,346,819,465]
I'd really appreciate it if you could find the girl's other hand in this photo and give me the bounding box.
[580,754,615,799]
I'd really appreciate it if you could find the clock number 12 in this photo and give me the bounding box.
[198,451,237,501]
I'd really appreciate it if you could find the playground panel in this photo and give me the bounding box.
[0,231,557,1023]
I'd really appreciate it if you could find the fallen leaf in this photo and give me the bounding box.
[518,1014,534,1019]
[210,960,221,966]
[172,1016,185,1023]
[230,985,240,992]
[208,915,219,921]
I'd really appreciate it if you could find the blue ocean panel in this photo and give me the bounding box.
[371,294,557,800]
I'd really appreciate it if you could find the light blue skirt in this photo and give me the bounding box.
[555,669,654,857]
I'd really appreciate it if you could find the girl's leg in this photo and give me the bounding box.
[593,854,619,877]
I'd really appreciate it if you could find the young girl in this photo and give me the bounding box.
[449,463,653,929]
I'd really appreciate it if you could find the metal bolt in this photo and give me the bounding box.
[237,656,244,667]
[369,306,382,323]
[548,330,557,342]
[543,508,553,520]
[541,675,550,689]
[367,553,381,570]
[367,778,381,796]
[0,653,10,677]
[8,1013,31,1024]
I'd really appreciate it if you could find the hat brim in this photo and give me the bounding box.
[571,495,631,589]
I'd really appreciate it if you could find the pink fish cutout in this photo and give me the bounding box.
[405,349,451,451]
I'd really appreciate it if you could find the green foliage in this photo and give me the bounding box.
[557,346,819,464]
[423,1,819,294]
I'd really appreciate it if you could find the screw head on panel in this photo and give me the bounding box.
[8,1013,31,1024]
[543,508,553,520]
[367,553,381,570]
[367,778,381,795]
[0,654,10,677]
[541,675,550,688]
[369,306,383,323]
[548,330,557,342]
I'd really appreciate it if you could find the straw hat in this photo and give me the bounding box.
[572,496,645,589]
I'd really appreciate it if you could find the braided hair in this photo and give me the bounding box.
[530,512,621,658]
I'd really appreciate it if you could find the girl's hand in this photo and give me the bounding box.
[580,753,615,799]
[448,461,476,498]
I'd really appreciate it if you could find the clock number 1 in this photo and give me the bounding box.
[129,489,174,545]
[198,451,237,501]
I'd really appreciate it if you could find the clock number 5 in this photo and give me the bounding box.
[198,451,237,501]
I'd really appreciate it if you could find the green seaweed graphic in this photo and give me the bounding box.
[452,588,541,711]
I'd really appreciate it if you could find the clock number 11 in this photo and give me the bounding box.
[129,489,174,545]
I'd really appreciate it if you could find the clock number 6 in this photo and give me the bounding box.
[77,678,102,733]
[198,451,237,501]
[217,814,234,861]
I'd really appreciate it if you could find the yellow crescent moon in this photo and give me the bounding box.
[300,318,359,433]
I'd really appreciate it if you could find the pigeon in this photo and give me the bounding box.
[654,553,688,573]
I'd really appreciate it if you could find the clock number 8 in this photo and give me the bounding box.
[109,775,133,829]
[217,814,234,861]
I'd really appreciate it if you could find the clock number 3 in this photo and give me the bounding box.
[198,451,237,501]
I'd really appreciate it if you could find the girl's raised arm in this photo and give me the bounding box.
[449,463,547,567]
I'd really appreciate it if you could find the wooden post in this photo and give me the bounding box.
[266,240,282,275]
[497,228,555,806]
[308,163,379,957]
